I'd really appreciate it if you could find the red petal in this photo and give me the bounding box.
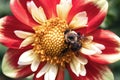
[0,16,34,48]
[68,0,108,33]
[91,29,120,52]
[2,48,33,78]
[16,65,33,78]
[67,61,114,80]
[88,29,120,64]
[34,0,60,18]
[56,68,64,80]
[10,0,38,26]
[33,62,46,80]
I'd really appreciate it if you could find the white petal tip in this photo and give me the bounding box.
[36,63,51,78]
[94,43,106,50]
[31,60,40,72]
[14,30,33,39]
[69,11,88,29]
[19,37,34,48]
[18,50,34,65]
[80,48,96,55]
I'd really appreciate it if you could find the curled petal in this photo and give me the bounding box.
[80,43,103,55]
[69,11,88,29]
[90,44,102,54]
[79,65,86,76]
[80,47,98,55]
[10,0,38,26]
[73,55,88,65]
[67,61,114,80]
[81,36,105,55]
[93,43,105,50]
[89,29,120,64]
[70,58,80,76]
[2,49,33,78]
[70,56,87,76]
[27,1,47,24]
[68,0,108,33]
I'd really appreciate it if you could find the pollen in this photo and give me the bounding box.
[32,18,73,67]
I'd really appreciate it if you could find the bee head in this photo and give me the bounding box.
[64,30,80,44]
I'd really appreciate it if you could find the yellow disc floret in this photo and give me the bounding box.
[33,18,74,67]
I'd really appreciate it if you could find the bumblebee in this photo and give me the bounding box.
[61,30,82,56]
[65,30,82,51]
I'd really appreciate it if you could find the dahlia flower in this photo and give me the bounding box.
[0,0,120,80]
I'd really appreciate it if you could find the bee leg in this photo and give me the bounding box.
[59,48,69,57]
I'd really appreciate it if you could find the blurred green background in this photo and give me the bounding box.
[0,0,120,80]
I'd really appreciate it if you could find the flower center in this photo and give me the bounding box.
[33,18,76,67]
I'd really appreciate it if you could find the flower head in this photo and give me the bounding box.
[0,0,120,80]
